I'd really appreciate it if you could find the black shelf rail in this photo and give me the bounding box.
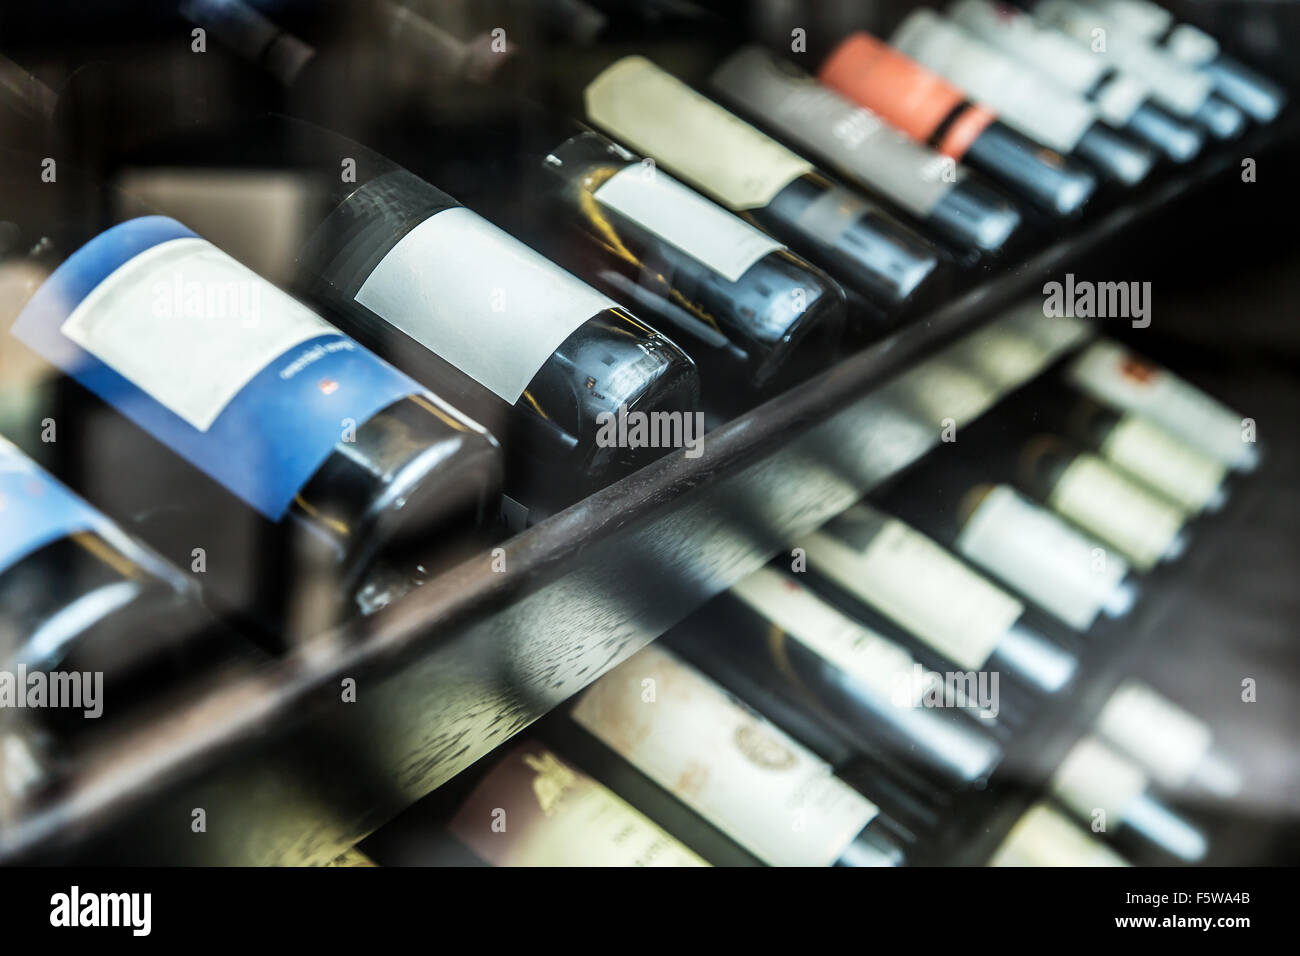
[2,117,1293,865]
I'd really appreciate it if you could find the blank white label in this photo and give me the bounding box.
[594,164,784,282]
[356,207,616,404]
[572,643,878,867]
[61,237,334,432]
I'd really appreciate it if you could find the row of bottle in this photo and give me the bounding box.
[1,0,1280,647]
[346,321,1256,866]
[354,646,1231,867]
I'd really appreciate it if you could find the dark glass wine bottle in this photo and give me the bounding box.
[799,504,1080,695]
[488,122,848,401]
[576,54,945,323]
[948,0,1206,163]
[1016,433,1191,572]
[707,45,1023,259]
[555,641,907,866]
[282,120,701,519]
[1014,380,1230,514]
[870,444,1139,632]
[1,164,504,647]
[359,737,709,866]
[0,433,257,695]
[664,566,1005,789]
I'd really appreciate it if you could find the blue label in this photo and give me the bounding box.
[11,217,423,520]
[0,443,108,573]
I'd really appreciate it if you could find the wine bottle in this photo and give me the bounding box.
[359,738,709,866]
[1024,0,1247,138]
[1050,735,1208,862]
[666,566,1005,789]
[946,0,1205,163]
[565,642,905,867]
[871,451,1139,632]
[1071,0,1286,122]
[1094,680,1241,798]
[1064,339,1258,472]
[812,30,1097,216]
[800,504,1080,694]
[475,121,848,399]
[2,169,504,645]
[886,10,1157,185]
[707,46,1022,259]
[1017,434,1191,571]
[988,802,1130,866]
[282,120,702,518]
[0,437,259,732]
[1048,391,1229,514]
[577,54,945,322]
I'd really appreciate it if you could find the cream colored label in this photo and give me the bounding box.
[1101,415,1227,512]
[61,237,334,432]
[449,744,708,867]
[990,803,1130,866]
[1052,736,1148,825]
[593,163,785,282]
[892,10,1098,151]
[957,484,1128,631]
[1096,682,1213,789]
[572,643,879,867]
[1032,0,1212,115]
[806,508,1024,670]
[710,46,959,217]
[584,55,814,211]
[729,566,918,701]
[1068,340,1251,469]
[1048,454,1186,571]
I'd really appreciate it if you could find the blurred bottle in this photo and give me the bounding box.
[559,642,907,866]
[360,738,709,866]
[666,566,1005,789]
[1,162,503,646]
[988,802,1130,865]
[947,0,1205,163]
[801,504,1080,694]
[1024,0,1248,138]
